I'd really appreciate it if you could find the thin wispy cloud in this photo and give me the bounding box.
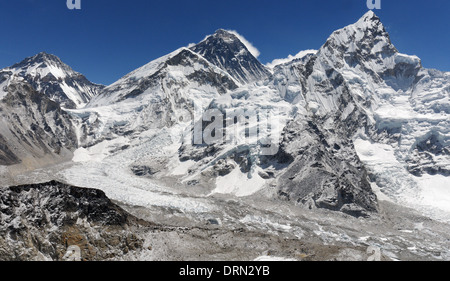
[225,30,261,59]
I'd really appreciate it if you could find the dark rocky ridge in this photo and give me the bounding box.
[0,181,144,261]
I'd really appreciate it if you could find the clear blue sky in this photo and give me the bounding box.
[0,0,449,85]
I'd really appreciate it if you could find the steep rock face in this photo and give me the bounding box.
[271,51,316,103]
[273,114,377,217]
[0,52,103,109]
[261,11,448,215]
[0,134,20,165]
[190,29,271,84]
[0,81,77,167]
[0,181,143,261]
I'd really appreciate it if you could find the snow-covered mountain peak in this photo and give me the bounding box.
[1,52,103,109]
[312,10,421,88]
[324,11,391,52]
[357,10,379,25]
[17,51,64,65]
[190,29,270,84]
[345,11,386,39]
[19,51,59,63]
[193,29,249,59]
[209,29,240,43]
[10,52,73,80]
[200,29,259,57]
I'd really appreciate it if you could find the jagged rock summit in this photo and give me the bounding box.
[190,29,270,84]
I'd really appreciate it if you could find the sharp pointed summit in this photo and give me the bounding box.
[359,10,378,22]
[324,10,391,48]
[315,10,399,74]
[190,29,270,84]
[355,10,387,35]
[13,52,62,66]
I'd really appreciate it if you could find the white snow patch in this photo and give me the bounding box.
[417,174,450,214]
[395,54,420,65]
[353,138,398,165]
[171,160,196,176]
[240,215,292,232]
[211,166,266,197]
[253,256,297,261]
[266,49,317,68]
[0,79,9,100]
[72,137,129,163]
[72,147,91,162]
